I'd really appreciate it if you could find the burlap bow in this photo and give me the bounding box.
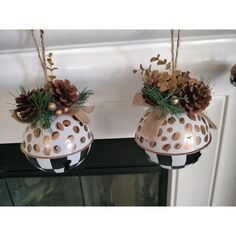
[133,92,217,141]
[67,105,95,124]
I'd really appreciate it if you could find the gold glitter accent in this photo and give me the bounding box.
[200,125,206,135]
[194,125,200,132]
[179,117,185,124]
[185,123,193,133]
[51,131,60,140]
[56,122,64,131]
[33,128,41,137]
[27,144,32,153]
[162,144,171,152]
[73,126,80,133]
[174,143,182,149]
[33,144,40,152]
[157,128,163,137]
[150,141,156,148]
[172,132,180,141]
[196,136,201,145]
[63,120,71,127]
[43,136,50,144]
[80,137,86,143]
[43,147,51,156]
[168,117,176,124]
[167,127,173,133]
[53,145,61,153]
[27,134,32,143]
[161,136,167,141]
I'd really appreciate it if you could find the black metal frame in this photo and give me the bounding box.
[0,138,168,206]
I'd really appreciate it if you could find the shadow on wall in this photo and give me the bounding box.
[182,60,229,81]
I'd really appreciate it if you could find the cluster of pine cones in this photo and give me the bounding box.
[14,80,80,121]
[142,73,212,114]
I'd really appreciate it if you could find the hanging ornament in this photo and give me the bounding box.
[11,30,94,173]
[133,30,217,170]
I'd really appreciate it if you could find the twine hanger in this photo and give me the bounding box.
[171,29,181,73]
[31,30,48,83]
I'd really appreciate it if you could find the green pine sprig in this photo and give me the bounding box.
[29,89,53,129]
[76,88,93,106]
[142,86,184,116]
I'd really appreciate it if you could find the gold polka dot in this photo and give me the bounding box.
[43,136,50,145]
[157,128,163,137]
[194,125,200,132]
[56,122,64,131]
[63,120,71,127]
[73,126,80,133]
[161,136,167,141]
[27,134,32,143]
[172,132,181,141]
[179,117,185,124]
[43,147,51,156]
[51,131,60,140]
[138,125,142,132]
[33,128,41,137]
[168,117,176,124]
[162,144,171,152]
[53,145,61,153]
[204,135,209,142]
[80,137,86,143]
[187,113,196,121]
[140,118,144,123]
[84,125,88,132]
[140,136,144,143]
[150,141,156,148]
[196,136,201,145]
[88,132,91,139]
[162,120,167,126]
[27,144,32,153]
[67,135,74,142]
[185,123,193,133]
[33,144,40,152]
[200,125,206,135]
[79,121,83,127]
[167,127,173,133]
[174,143,182,149]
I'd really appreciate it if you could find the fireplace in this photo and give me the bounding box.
[0,139,168,206]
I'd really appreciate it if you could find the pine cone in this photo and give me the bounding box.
[178,79,212,114]
[15,89,38,121]
[48,79,79,108]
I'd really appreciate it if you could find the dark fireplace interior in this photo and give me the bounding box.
[0,139,168,206]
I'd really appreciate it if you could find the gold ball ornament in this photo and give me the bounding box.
[171,96,179,105]
[55,109,63,116]
[48,102,57,111]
